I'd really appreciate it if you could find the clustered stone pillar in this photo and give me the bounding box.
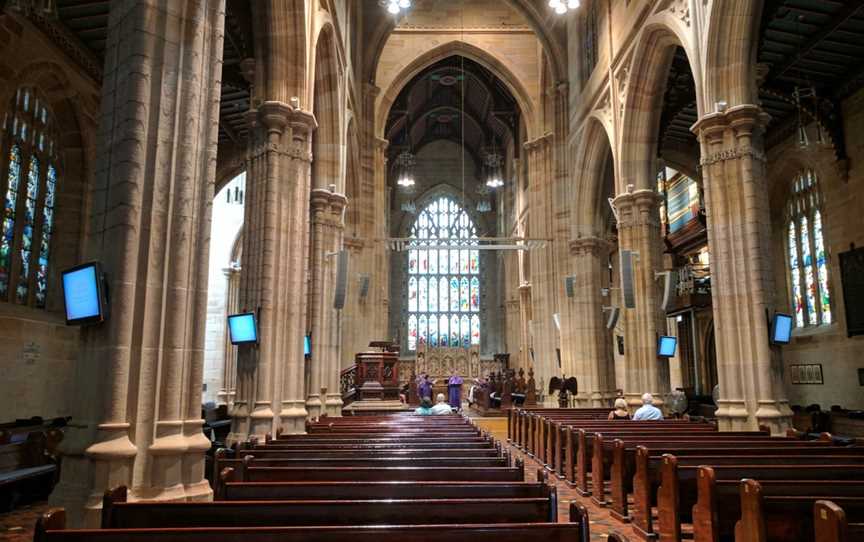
[230,102,317,441]
[566,237,617,406]
[50,0,224,526]
[525,134,558,404]
[692,105,791,433]
[218,267,241,406]
[614,189,670,407]
[307,188,347,418]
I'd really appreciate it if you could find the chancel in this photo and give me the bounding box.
[1,0,863,540]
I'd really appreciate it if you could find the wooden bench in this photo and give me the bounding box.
[240,463,526,483]
[815,500,864,542]
[100,485,559,528]
[735,479,864,542]
[608,441,861,522]
[654,459,864,542]
[216,469,552,501]
[692,467,864,542]
[0,430,59,511]
[35,503,595,542]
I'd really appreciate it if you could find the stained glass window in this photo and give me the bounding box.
[0,88,59,307]
[406,196,480,351]
[786,170,831,328]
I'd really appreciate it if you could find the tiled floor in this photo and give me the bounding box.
[472,416,636,542]
[1,416,636,541]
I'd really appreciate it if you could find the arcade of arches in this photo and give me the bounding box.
[0,0,863,527]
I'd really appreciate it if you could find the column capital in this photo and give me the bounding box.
[288,108,318,136]
[329,192,348,214]
[523,133,552,151]
[691,104,770,143]
[364,83,381,98]
[344,236,365,251]
[374,137,390,151]
[569,236,612,257]
[518,282,532,293]
[311,188,331,213]
[258,101,292,132]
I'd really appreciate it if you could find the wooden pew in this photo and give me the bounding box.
[35,502,594,542]
[100,485,560,528]
[815,500,864,542]
[608,440,861,522]
[240,463,526,483]
[216,469,551,501]
[735,479,864,542]
[692,467,864,542]
[654,458,864,542]
[0,430,59,511]
[231,447,502,458]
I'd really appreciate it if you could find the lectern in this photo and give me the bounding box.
[354,342,400,402]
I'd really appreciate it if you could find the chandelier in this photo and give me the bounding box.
[549,0,580,14]
[381,0,412,15]
[395,151,416,188]
[484,152,504,189]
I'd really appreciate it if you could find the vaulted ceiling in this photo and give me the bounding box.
[384,55,519,172]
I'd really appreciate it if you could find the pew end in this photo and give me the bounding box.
[100,486,128,529]
[815,500,848,542]
[735,479,767,542]
[33,508,66,542]
[568,502,592,542]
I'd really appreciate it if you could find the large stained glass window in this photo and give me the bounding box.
[406,196,480,350]
[786,170,831,328]
[0,88,59,308]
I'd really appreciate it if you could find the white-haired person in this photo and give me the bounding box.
[430,393,453,415]
[632,393,663,421]
[607,397,631,420]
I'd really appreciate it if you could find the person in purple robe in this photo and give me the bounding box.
[447,371,464,410]
[417,373,433,402]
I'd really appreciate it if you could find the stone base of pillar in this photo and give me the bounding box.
[324,393,344,417]
[715,399,752,431]
[305,395,323,420]
[280,401,309,435]
[249,405,275,438]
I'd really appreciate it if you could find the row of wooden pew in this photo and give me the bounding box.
[35,413,615,541]
[509,407,864,542]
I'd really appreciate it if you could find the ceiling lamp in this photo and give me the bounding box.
[549,0,580,14]
[382,0,411,15]
[485,152,505,189]
[395,151,416,188]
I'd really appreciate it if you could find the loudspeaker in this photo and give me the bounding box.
[620,250,636,309]
[657,270,678,311]
[565,276,575,298]
[605,307,620,330]
[358,274,370,299]
[333,250,349,309]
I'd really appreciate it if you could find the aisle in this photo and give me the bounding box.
[473,416,638,542]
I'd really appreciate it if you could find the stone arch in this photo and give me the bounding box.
[251,0,307,105]
[703,0,763,109]
[618,23,702,192]
[572,117,616,239]
[376,41,538,140]
[2,61,90,311]
[312,23,342,191]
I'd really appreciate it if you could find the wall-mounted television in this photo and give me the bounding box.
[61,262,108,326]
[228,312,258,345]
[304,335,311,357]
[657,335,678,358]
[771,313,793,345]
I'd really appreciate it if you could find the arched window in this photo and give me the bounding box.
[786,169,830,328]
[406,196,480,351]
[0,88,59,308]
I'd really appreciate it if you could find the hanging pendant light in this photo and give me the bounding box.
[485,151,504,189]
[396,150,416,188]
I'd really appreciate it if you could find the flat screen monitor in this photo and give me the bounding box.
[304,335,311,356]
[657,335,677,358]
[771,313,793,345]
[61,262,107,325]
[228,312,258,345]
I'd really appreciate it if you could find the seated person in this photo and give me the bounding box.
[608,397,631,420]
[633,393,663,421]
[414,397,434,415]
[430,393,453,415]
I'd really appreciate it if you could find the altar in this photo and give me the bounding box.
[406,344,506,401]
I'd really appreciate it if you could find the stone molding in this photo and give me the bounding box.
[569,236,612,257]
[613,189,662,229]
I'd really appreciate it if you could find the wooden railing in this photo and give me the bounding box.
[340,364,357,406]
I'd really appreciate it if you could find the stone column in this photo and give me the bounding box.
[218,267,240,407]
[524,135,558,404]
[230,103,316,440]
[372,136,390,339]
[613,189,670,407]
[692,105,791,432]
[49,0,224,526]
[307,188,347,418]
[566,237,616,406]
